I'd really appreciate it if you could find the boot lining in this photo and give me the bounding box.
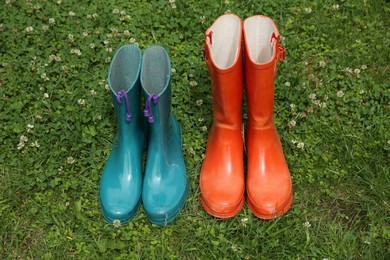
[209,15,241,69]
[244,17,277,64]
[141,46,170,96]
[109,45,141,93]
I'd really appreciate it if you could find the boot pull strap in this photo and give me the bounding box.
[203,30,213,66]
[116,89,132,122]
[144,93,158,123]
[271,32,285,61]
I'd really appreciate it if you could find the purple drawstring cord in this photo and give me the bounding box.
[116,89,132,122]
[144,94,158,123]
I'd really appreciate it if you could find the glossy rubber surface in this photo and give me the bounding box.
[244,16,293,219]
[200,14,245,218]
[141,45,188,226]
[99,45,146,224]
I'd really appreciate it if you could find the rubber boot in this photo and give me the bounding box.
[140,45,188,226]
[99,44,146,224]
[243,16,293,219]
[199,14,245,218]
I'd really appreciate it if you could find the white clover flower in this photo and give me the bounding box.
[26,26,34,33]
[169,0,175,3]
[87,14,92,19]
[69,11,75,16]
[90,90,97,96]
[200,16,205,24]
[20,135,28,143]
[291,140,297,144]
[198,117,204,122]
[303,221,311,228]
[112,9,120,14]
[49,18,55,25]
[305,7,312,13]
[290,104,296,110]
[320,102,326,109]
[289,120,296,127]
[304,61,309,66]
[105,57,111,63]
[26,124,34,132]
[67,157,75,164]
[42,25,49,31]
[78,99,86,106]
[30,141,40,148]
[319,61,326,68]
[68,34,74,42]
[361,65,367,70]
[171,68,176,74]
[284,82,291,87]
[240,217,248,227]
[92,13,98,19]
[129,37,136,43]
[89,43,95,49]
[41,73,49,81]
[17,142,25,150]
[201,126,207,132]
[190,80,198,87]
[297,142,305,149]
[44,93,49,99]
[171,3,176,8]
[332,4,339,10]
[196,99,203,106]
[71,49,82,56]
[354,68,361,75]
[113,219,121,228]
[337,90,344,98]
[83,32,88,37]
[309,93,316,100]
[123,30,130,36]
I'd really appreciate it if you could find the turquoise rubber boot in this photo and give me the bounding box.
[141,45,188,226]
[99,44,146,224]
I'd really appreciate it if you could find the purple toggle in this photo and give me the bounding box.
[116,89,132,122]
[144,93,158,123]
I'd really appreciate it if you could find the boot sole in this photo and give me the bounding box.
[100,197,142,224]
[200,194,244,218]
[247,191,293,220]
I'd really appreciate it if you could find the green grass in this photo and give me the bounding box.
[0,0,389,258]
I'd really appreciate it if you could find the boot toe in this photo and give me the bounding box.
[201,190,244,218]
[101,200,141,224]
[143,182,189,226]
[247,188,293,219]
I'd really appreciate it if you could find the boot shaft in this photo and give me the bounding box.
[141,45,172,149]
[108,44,144,142]
[204,14,243,128]
[243,16,285,128]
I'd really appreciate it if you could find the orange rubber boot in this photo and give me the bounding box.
[243,16,293,219]
[199,14,245,218]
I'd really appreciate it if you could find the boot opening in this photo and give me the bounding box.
[209,14,241,69]
[244,16,277,64]
[109,44,141,93]
[141,46,171,96]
